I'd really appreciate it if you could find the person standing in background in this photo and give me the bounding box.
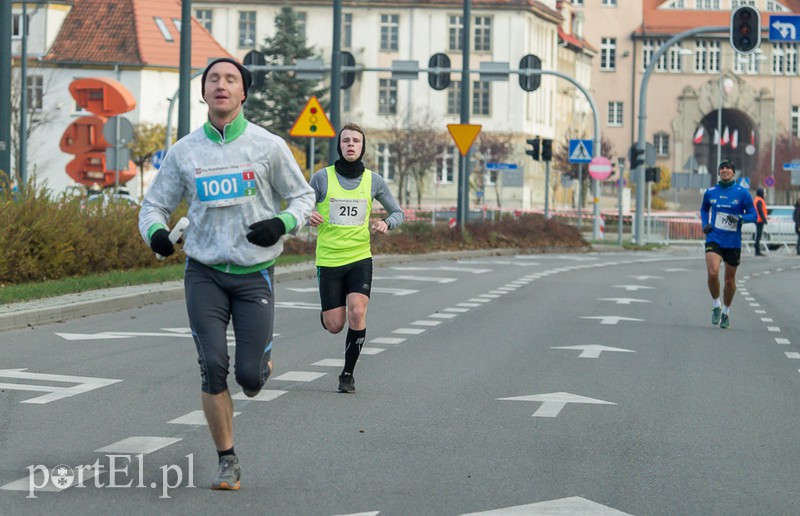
[753,188,768,256]
[793,198,800,255]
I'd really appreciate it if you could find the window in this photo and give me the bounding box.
[27,75,43,111]
[602,0,617,5]
[731,0,755,7]
[773,44,787,74]
[654,132,670,157]
[435,146,456,184]
[447,80,461,115]
[573,0,584,5]
[380,14,399,52]
[735,52,762,74]
[12,13,22,38]
[474,16,491,52]
[608,101,623,127]
[378,78,397,114]
[767,0,789,11]
[786,44,798,75]
[343,13,352,48]
[694,40,719,73]
[793,106,799,139]
[195,9,212,32]
[449,15,463,51]
[472,81,490,116]
[601,37,616,71]
[295,12,307,41]
[154,17,174,42]
[696,0,720,8]
[668,44,685,72]
[376,143,396,182]
[172,18,181,32]
[238,11,256,48]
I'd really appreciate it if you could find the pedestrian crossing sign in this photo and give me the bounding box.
[568,139,593,163]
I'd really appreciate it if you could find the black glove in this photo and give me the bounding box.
[149,228,175,257]
[702,224,712,235]
[724,214,738,225]
[246,217,286,247]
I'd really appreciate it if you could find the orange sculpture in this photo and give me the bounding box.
[61,78,137,188]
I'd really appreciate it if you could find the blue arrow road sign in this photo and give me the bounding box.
[151,149,167,169]
[568,139,593,163]
[769,15,800,42]
[782,162,800,170]
[485,162,518,171]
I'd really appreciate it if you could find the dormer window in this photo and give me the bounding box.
[154,17,174,42]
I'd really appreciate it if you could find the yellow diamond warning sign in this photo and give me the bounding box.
[289,96,336,138]
[447,124,482,156]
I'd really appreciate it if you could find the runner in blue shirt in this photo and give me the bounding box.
[700,160,757,329]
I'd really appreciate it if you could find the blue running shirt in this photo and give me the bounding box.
[700,182,757,249]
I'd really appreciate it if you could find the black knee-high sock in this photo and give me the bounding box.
[342,328,366,376]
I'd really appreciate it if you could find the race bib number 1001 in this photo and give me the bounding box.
[195,164,257,207]
[329,197,367,226]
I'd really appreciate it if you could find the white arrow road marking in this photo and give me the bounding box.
[599,297,651,305]
[0,369,122,404]
[373,275,457,283]
[628,275,662,280]
[551,344,636,358]
[461,496,633,515]
[498,392,616,417]
[613,284,655,291]
[391,266,491,274]
[580,316,644,325]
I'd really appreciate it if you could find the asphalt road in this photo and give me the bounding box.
[1,248,799,515]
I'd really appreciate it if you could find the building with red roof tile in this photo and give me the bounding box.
[12,0,231,194]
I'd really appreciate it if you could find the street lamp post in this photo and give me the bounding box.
[635,26,726,244]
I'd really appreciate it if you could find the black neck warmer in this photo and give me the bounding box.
[334,158,365,179]
[718,179,735,188]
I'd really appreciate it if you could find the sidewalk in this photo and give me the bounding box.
[0,249,539,332]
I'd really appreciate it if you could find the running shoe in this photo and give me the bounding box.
[711,307,722,325]
[211,455,240,490]
[338,373,355,393]
[720,313,730,329]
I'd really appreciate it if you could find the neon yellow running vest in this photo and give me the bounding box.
[315,166,373,266]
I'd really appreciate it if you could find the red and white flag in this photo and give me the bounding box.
[693,126,705,144]
[731,129,739,149]
[721,126,730,146]
[713,128,720,145]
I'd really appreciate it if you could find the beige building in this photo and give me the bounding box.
[577,0,800,206]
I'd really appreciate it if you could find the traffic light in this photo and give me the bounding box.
[541,139,553,161]
[645,167,661,183]
[730,6,761,55]
[526,138,540,161]
[518,54,542,93]
[631,147,645,169]
[243,50,267,88]
[341,51,356,90]
[428,53,451,91]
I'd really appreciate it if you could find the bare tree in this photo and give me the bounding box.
[9,67,59,186]
[377,109,448,206]
[469,133,514,208]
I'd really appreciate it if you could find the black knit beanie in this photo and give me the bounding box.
[201,58,252,101]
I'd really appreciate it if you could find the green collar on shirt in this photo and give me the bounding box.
[204,111,247,144]
[718,179,735,188]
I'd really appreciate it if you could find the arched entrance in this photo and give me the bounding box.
[693,108,758,180]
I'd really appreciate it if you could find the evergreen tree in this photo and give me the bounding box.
[244,6,327,144]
